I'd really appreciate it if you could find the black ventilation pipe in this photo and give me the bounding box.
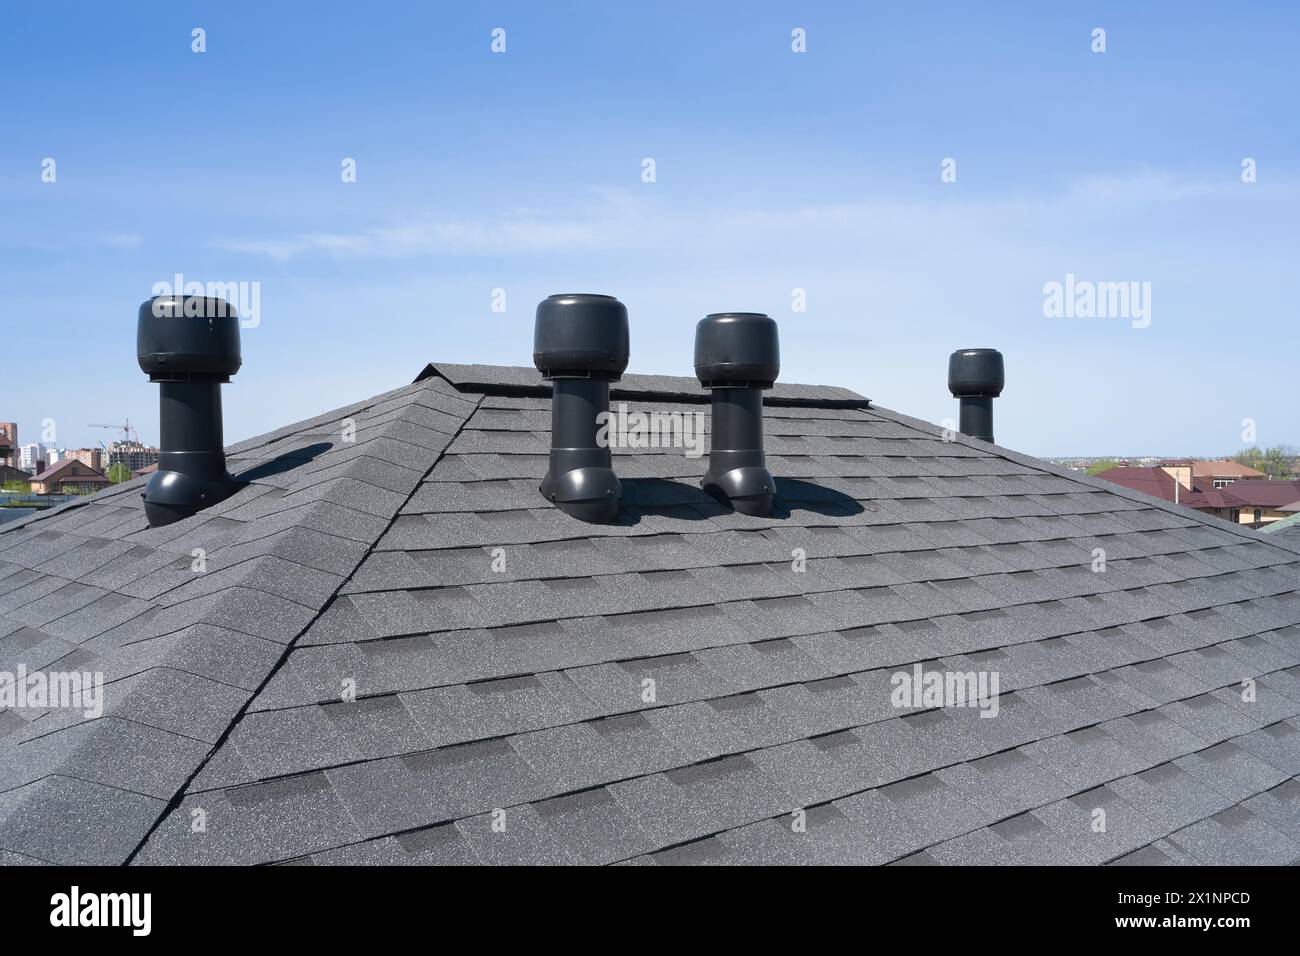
[694,313,779,517]
[534,293,629,523]
[947,348,1004,443]
[137,295,242,527]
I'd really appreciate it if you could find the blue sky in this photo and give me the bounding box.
[3,1,1297,457]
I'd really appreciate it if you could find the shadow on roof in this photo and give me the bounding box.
[617,476,863,524]
[771,478,866,517]
[233,441,334,482]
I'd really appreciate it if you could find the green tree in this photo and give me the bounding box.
[1234,446,1292,480]
[1086,458,1120,477]
[1233,447,1263,471]
[106,462,133,484]
[2,480,30,494]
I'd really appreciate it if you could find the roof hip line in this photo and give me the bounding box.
[121,389,487,865]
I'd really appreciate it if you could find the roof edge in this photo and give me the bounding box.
[865,403,1300,558]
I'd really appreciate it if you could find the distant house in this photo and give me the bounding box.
[1160,458,1265,488]
[1093,466,1181,502]
[1187,479,1300,528]
[28,458,111,495]
[0,464,30,488]
[1097,465,1300,528]
[65,447,106,472]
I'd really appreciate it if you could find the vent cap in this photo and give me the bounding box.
[533,294,629,380]
[947,348,1004,398]
[694,312,780,388]
[137,295,242,382]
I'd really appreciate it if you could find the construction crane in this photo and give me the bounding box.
[88,420,139,444]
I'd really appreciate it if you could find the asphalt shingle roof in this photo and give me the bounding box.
[2,363,1298,865]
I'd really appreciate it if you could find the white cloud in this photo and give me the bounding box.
[213,217,610,260]
[211,169,1297,267]
[98,233,142,249]
[196,169,1299,458]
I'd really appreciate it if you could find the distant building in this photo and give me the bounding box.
[65,447,106,472]
[28,459,111,495]
[1159,458,1265,488]
[1184,480,1300,528]
[0,422,15,468]
[17,442,44,473]
[1097,464,1300,529]
[108,440,159,472]
[1094,466,1180,502]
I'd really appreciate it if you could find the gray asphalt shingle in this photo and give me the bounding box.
[4,362,1297,866]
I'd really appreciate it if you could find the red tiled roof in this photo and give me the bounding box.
[1211,479,1300,509]
[1098,467,1300,512]
[1094,466,1179,502]
[1180,487,1234,509]
[30,458,109,483]
[1159,459,1267,480]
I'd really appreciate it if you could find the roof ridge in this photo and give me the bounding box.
[416,362,872,408]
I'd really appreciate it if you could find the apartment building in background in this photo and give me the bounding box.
[0,423,15,468]
[16,443,44,473]
[8,436,154,476]
[108,440,160,472]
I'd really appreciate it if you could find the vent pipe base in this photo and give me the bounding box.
[540,464,621,524]
[142,470,238,528]
[539,377,621,524]
[702,462,776,517]
[700,386,776,517]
